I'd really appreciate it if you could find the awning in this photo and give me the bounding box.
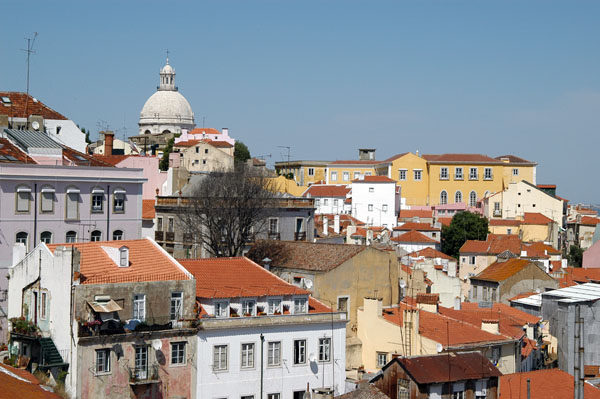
[114,189,126,194]
[92,188,104,194]
[67,188,80,194]
[17,187,31,193]
[41,188,55,193]
[87,299,123,313]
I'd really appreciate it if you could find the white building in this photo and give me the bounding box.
[302,184,351,215]
[351,176,399,228]
[180,257,347,399]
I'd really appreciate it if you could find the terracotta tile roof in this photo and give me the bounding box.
[394,222,440,232]
[521,337,537,358]
[495,154,535,164]
[303,184,350,198]
[329,160,380,165]
[460,234,522,255]
[499,368,600,399]
[93,154,137,166]
[489,219,522,227]
[142,200,155,219]
[580,216,600,226]
[0,92,67,120]
[267,241,367,272]
[438,217,453,227]
[407,247,455,261]
[188,127,222,135]
[416,293,439,304]
[352,176,396,183]
[0,138,37,164]
[0,364,61,398]
[62,145,115,167]
[178,257,310,299]
[508,292,537,302]
[423,153,502,164]
[392,352,502,384]
[336,384,389,399]
[46,238,192,284]
[524,241,561,256]
[391,230,437,243]
[537,184,556,189]
[383,152,409,162]
[398,209,433,219]
[558,268,600,288]
[471,258,532,282]
[522,212,554,225]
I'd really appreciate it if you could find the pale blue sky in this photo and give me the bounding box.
[2,1,599,203]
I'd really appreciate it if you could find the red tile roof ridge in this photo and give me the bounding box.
[391,230,437,243]
[352,176,396,183]
[407,247,455,260]
[0,91,68,120]
[383,152,409,162]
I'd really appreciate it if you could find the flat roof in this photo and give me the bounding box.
[541,282,600,303]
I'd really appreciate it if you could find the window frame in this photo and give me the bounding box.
[512,168,519,176]
[95,348,111,375]
[242,299,256,316]
[318,337,331,362]
[90,230,102,242]
[469,167,478,180]
[267,298,282,315]
[484,167,493,180]
[455,191,462,204]
[267,341,281,367]
[469,191,478,207]
[240,342,255,369]
[15,231,28,247]
[454,167,463,180]
[342,171,349,181]
[65,187,80,221]
[66,231,77,243]
[294,297,307,314]
[40,292,47,320]
[398,169,407,181]
[331,171,337,181]
[171,342,186,366]
[293,339,307,365]
[213,344,228,372]
[269,218,279,234]
[307,168,315,176]
[377,352,388,367]
[214,300,229,318]
[440,190,448,205]
[113,230,124,241]
[413,169,422,181]
[40,187,55,213]
[133,294,146,321]
[16,186,32,214]
[91,191,104,213]
[40,231,52,245]
[440,167,449,180]
[113,189,126,213]
[170,292,183,322]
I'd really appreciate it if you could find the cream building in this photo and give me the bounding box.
[169,139,234,172]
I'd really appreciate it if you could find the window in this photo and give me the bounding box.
[333,199,338,207]
[319,338,331,362]
[293,339,306,364]
[343,171,349,181]
[171,342,186,365]
[96,349,111,374]
[91,193,103,213]
[133,294,145,320]
[368,204,373,212]
[40,292,47,319]
[119,247,129,267]
[377,352,387,367]
[484,167,493,180]
[294,298,307,314]
[492,288,497,302]
[475,380,488,399]
[205,148,209,154]
[331,171,337,181]
[134,346,148,379]
[241,396,254,399]
[113,189,125,213]
[241,343,255,368]
[452,382,465,399]
[454,167,463,180]
[483,287,489,301]
[323,198,329,206]
[213,345,228,371]
[242,300,255,316]
[413,169,422,181]
[369,187,374,193]
[267,341,281,366]
[382,204,388,212]
[40,231,52,244]
[66,231,77,243]
[15,232,28,247]
[469,167,478,180]
[157,217,163,232]
[66,188,79,220]
[41,187,54,213]
[269,218,279,234]
[512,168,519,176]
[268,394,281,399]
[308,168,315,176]
[91,230,102,242]
[455,191,462,204]
[440,167,449,180]
[398,169,407,181]
[440,191,448,205]
[168,217,174,232]
[398,378,410,399]
[268,298,281,315]
[16,186,31,213]
[112,230,124,241]
[215,301,229,318]
[469,191,477,207]
[315,199,320,207]
[195,147,199,153]
[337,296,349,317]
[170,292,183,321]
[469,256,476,265]
[354,171,360,179]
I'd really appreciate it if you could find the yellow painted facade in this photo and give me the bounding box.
[488,225,521,236]
[384,153,430,206]
[274,161,329,186]
[498,160,537,187]
[326,163,377,184]
[268,175,309,197]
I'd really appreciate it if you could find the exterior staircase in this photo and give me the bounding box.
[39,337,68,369]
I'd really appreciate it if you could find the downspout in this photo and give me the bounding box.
[260,333,264,399]
[106,184,110,239]
[33,183,38,247]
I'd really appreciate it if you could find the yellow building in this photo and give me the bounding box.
[274,160,329,186]
[496,155,537,188]
[325,160,378,184]
[376,152,430,206]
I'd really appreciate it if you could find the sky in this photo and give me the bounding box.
[1,1,599,203]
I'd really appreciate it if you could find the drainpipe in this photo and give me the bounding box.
[574,305,581,399]
[106,184,110,240]
[260,334,264,399]
[527,378,531,399]
[33,183,38,247]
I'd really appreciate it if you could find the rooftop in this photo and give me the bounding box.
[268,241,367,272]
[0,92,67,120]
[406,247,455,261]
[398,209,433,219]
[522,212,554,225]
[352,175,396,183]
[391,230,437,243]
[471,258,533,282]
[0,363,61,399]
[142,199,155,220]
[0,138,36,164]
[542,282,600,303]
[303,184,350,198]
[422,153,502,164]
[495,154,536,165]
[460,234,522,255]
[394,222,440,232]
[499,368,600,399]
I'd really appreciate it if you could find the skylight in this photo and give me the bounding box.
[1,97,11,104]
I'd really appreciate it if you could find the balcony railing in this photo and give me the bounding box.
[165,231,175,242]
[294,232,307,241]
[155,231,164,241]
[493,210,502,217]
[454,174,463,180]
[128,364,159,385]
[268,232,280,240]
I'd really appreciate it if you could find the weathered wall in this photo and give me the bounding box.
[500,264,558,305]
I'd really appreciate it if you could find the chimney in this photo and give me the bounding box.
[520,250,527,257]
[104,130,115,155]
[334,214,340,234]
[447,260,457,277]
[364,297,383,317]
[416,293,439,313]
[481,319,500,334]
[323,217,329,236]
[454,296,461,311]
[222,127,229,137]
[416,150,419,157]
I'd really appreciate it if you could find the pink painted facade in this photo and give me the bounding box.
[583,240,600,268]
[176,127,235,146]
[113,156,167,199]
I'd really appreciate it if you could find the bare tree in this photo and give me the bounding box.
[178,165,277,257]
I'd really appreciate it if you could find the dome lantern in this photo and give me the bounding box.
[159,57,176,91]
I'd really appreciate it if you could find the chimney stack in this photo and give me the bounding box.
[104,130,115,155]
[334,214,340,234]
[481,319,500,335]
[323,217,329,236]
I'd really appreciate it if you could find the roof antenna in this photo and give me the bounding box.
[21,32,38,118]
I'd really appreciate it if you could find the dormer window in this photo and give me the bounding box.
[119,246,129,267]
[294,298,308,314]
[267,298,282,315]
[214,301,229,318]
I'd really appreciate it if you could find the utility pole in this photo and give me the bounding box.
[21,32,38,117]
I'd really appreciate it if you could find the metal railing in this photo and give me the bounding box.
[128,364,159,384]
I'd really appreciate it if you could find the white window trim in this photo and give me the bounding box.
[240,342,256,370]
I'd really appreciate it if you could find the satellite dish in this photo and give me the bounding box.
[399,279,407,289]
[309,353,317,363]
[436,343,443,353]
[31,121,40,130]
[152,339,162,351]
[303,278,313,290]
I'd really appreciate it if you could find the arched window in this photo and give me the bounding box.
[40,231,52,244]
[113,230,124,240]
[144,130,151,135]
[66,231,77,243]
[91,230,102,242]
[16,232,28,247]
[469,191,477,207]
[440,191,448,205]
[16,185,32,213]
[484,191,490,198]
[455,191,463,204]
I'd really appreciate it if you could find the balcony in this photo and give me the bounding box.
[165,231,175,242]
[294,232,307,241]
[454,174,464,180]
[484,174,494,181]
[154,231,164,241]
[128,365,159,385]
[493,210,502,217]
[268,232,280,240]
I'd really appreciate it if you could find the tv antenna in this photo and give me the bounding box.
[21,32,38,117]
